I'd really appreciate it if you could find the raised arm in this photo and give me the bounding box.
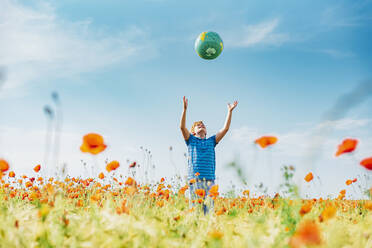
[180,96,190,141]
[216,101,238,144]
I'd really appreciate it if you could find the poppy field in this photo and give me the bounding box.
[0,133,371,248]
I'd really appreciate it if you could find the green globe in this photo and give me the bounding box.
[194,31,223,60]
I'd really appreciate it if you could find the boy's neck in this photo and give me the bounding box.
[195,133,206,139]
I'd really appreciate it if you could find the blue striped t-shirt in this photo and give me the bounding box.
[185,134,217,180]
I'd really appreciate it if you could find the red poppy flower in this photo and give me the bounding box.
[129,161,136,168]
[0,159,9,172]
[195,189,205,198]
[34,164,41,173]
[360,157,372,170]
[335,138,358,157]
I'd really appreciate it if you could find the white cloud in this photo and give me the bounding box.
[316,118,371,130]
[225,118,372,198]
[319,49,355,59]
[0,0,157,96]
[225,18,290,48]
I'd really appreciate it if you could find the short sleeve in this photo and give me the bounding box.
[209,135,217,147]
[185,134,195,145]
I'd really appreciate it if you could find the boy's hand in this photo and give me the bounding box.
[183,96,188,111]
[228,101,238,112]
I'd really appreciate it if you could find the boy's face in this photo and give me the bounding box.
[194,122,207,136]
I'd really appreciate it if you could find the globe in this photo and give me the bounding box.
[194,31,223,60]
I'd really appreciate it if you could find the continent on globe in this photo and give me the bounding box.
[194,31,223,60]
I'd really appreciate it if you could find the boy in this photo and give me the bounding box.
[180,96,238,214]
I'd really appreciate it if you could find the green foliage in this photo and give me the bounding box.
[279,165,299,198]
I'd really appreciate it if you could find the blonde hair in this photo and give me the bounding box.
[190,121,206,135]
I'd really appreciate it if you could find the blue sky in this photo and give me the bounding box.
[0,0,371,198]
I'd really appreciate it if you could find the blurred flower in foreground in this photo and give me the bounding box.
[255,136,278,148]
[360,157,372,170]
[335,138,358,157]
[106,161,120,172]
[80,133,107,155]
[289,220,322,248]
[319,204,337,222]
[304,172,313,182]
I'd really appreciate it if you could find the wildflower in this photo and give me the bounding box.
[289,220,321,248]
[195,188,205,198]
[304,172,313,182]
[365,201,372,211]
[299,202,313,216]
[346,180,352,186]
[208,230,224,239]
[156,200,164,207]
[319,204,337,222]
[125,177,136,186]
[360,157,372,170]
[195,172,200,177]
[106,160,120,172]
[209,185,219,198]
[242,190,250,197]
[0,159,9,172]
[34,164,41,173]
[335,138,358,156]
[129,161,136,168]
[98,172,105,179]
[178,185,188,195]
[160,177,165,182]
[38,204,51,221]
[255,136,278,148]
[80,133,107,155]
[8,171,15,178]
[189,178,196,184]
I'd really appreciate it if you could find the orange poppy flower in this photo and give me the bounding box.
[194,172,200,177]
[0,159,9,172]
[189,178,196,184]
[195,188,205,198]
[125,177,136,186]
[289,220,321,248]
[209,185,219,197]
[80,133,107,155]
[360,157,372,170]
[34,164,41,173]
[335,138,358,156]
[319,204,337,222]
[98,172,104,179]
[242,190,250,197]
[304,172,313,182]
[255,136,278,148]
[25,181,33,188]
[299,202,313,216]
[345,179,352,186]
[106,160,120,172]
[352,178,357,183]
[8,171,15,178]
